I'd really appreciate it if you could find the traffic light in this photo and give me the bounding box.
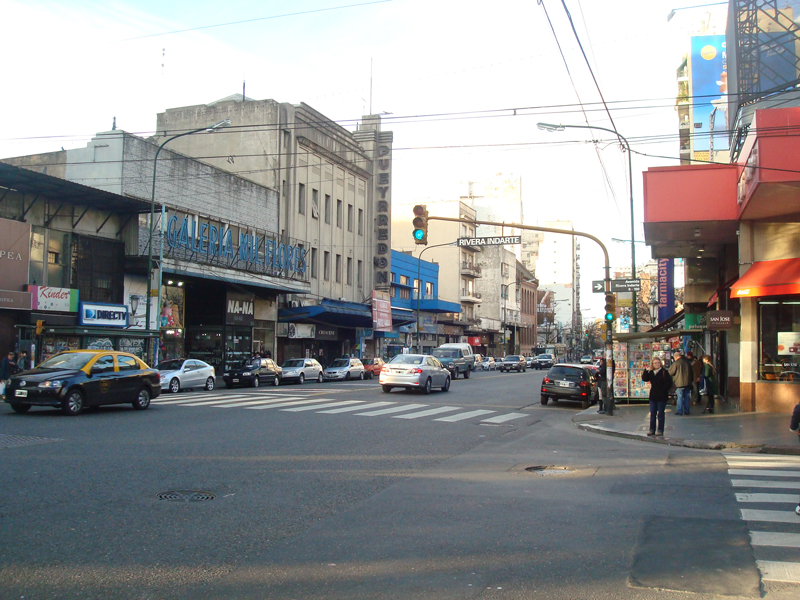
[35,320,45,335]
[412,204,428,245]
[604,293,616,323]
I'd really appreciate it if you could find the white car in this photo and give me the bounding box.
[158,359,216,393]
[281,358,324,384]
[479,357,496,371]
[323,358,366,381]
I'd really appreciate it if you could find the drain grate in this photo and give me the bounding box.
[157,490,216,502]
[524,465,574,475]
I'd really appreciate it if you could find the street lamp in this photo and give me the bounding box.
[145,119,231,364]
[537,121,639,333]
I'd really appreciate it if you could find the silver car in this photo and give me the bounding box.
[158,359,216,393]
[281,358,324,384]
[323,358,365,381]
[379,354,451,394]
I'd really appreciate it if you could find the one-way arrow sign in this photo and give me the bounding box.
[592,280,605,293]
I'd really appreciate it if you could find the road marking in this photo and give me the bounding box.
[481,412,528,424]
[180,397,302,407]
[729,469,800,478]
[731,479,800,489]
[246,398,347,410]
[216,397,325,408]
[736,493,799,503]
[393,406,463,419]
[727,461,800,469]
[434,409,496,422]
[154,394,253,405]
[725,454,800,462]
[756,561,800,583]
[356,404,428,416]
[740,509,800,523]
[281,401,363,412]
[751,532,800,548]
[317,402,394,414]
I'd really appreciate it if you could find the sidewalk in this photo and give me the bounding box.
[573,399,800,454]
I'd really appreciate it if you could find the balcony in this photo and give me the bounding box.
[460,289,482,303]
[460,262,482,277]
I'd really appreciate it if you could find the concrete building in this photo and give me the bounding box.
[520,229,545,276]
[459,174,523,261]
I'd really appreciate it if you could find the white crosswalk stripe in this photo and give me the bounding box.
[724,453,800,584]
[317,402,394,414]
[281,401,363,412]
[356,404,428,416]
[393,406,463,420]
[481,412,528,424]
[435,409,496,422]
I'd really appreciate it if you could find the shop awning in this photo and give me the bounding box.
[278,299,417,329]
[731,258,800,298]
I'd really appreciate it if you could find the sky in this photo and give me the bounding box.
[0,0,728,319]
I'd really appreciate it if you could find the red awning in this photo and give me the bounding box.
[731,258,800,298]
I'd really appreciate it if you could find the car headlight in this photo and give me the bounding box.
[223,372,230,377]
[38,380,65,389]
[242,372,251,376]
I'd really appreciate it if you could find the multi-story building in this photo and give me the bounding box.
[459,175,523,261]
[520,229,544,276]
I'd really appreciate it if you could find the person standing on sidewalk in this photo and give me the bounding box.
[668,350,693,416]
[688,352,703,405]
[642,357,673,437]
[790,401,800,515]
[596,357,608,413]
[701,355,718,414]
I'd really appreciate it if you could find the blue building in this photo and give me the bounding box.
[388,250,461,355]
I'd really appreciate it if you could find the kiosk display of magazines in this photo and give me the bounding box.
[612,339,680,398]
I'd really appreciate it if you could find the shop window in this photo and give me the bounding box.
[758,298,800,381]
[72,235,124,304]
[29,227,70,287]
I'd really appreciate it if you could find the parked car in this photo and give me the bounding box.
[431,347,471,379]
[533,354,555,370]
[158,358,216,393]
[4,350,160,416]
[540,363,599,409]
[361,357,385,380]
[280,358,323,384]
[323,358,365,381]
[580,355,593,364]
[500,355,527,373]
[379,353,451,394]
[223,357,282,388]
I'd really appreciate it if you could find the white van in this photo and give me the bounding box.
[437,343,476,370]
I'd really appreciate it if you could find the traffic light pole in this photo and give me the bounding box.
[415,241,456,353]
[424,215,616,415]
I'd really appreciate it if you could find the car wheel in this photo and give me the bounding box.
[422,378,432,395]
[169,378,180,394]
[540,395,549,405]
[463,368,470,379]
[273,375,280,387]
[359,371,364,380]
[10,403,31,414]
[252,376,260,388]
[205,377,215,391]
[133,387,151,411]
[368,371,374,380]
[317,372,323,383]
[382,385,392,393]
[452,370,458,380]
[442,377,450,392]
[523,367,527,373]
[299,373,305,385]
[582,398,590,410]
[345,372,351,381]
[62,389,84,416]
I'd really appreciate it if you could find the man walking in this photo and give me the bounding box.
[668,350,693,416]
[596,357,608,413]
[688,351,703,405]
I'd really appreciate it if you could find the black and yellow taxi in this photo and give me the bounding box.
[4,350,161,416]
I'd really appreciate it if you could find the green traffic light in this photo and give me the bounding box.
[413,229,425,240]
[604,313,613,322]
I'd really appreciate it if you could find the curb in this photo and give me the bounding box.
[576,422,800,455]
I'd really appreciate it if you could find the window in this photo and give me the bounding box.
[74,235,124,304]
[335,254,342,283]
[347,204,353,232]
[336,200,343,228]
[758,298,800,382]
[29,227,70,287]
[425,281,434,296]
[324,195,331,224]
[347,257,353,285]
[117,355,139,371]
[400,275,409,286]
[358,209,363,235]
[413,279,420,296]
[92,355,115,374]
[324,251,330,281]
[283,130,290,149]
[311,248,318,279]
[312,189,319,219]
[400,288,410,299]
[298,183,306,215]
[357,260,363,288]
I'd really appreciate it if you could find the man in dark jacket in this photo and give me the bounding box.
[791,402,800,515]
[688,352,703,405]
[642,357,673,436]
[668,350,693,416]
[1,351,18,381]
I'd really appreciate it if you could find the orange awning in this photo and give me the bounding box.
[731,258,800,298]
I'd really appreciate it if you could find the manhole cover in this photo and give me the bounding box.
[157,491,216,502]
[524,465,574,475]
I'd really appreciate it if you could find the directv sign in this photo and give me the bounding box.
[457,236,521,247]
[78,302,129,328]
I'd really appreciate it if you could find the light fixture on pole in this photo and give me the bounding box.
[145,119,232,364]
[537,121,639,333]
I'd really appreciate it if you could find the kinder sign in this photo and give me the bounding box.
[29,286,79,312]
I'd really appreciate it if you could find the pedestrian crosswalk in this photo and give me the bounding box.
[725,453,800,585]
[152,388,530,426]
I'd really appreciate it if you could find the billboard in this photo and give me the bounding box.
[691,35,729,153]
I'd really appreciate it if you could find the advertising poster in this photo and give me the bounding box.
[372,290,392,332]
[690,35,729,153]
[657,258,675,324]
[777,332,800,356]
[161,286,185,329]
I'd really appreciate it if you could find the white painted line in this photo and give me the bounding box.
[481,412,528,424]
[736,493,799,503]
[317,402,394,414]
[246,398,339,410]
[757,560,800,583]
[740,509,800,523]
[281,401,363,412]
[729,469,800,478]
[731,479,800,489]
[216,397,314,408]
[725,454,800,462]
[180,397,294,407]
[393,406,463,419]
[751,531,800,548]
[356,404,428,416]
[434,410,496,422]
[727,461,800,469]
[154,394,253,405]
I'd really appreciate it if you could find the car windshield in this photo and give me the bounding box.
[157,359,185,371]
[432,349,457,358]
[539,354,554,360]
[37,352,94,370]
[283,359,304,368]
[389,355,424,365]
[362,358,374,365]
[236,360,260,369]
[505,356,519,361]
[549,366,584,379]
[329,359,349,368]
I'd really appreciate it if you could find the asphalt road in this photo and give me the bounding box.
[1,368,798,600]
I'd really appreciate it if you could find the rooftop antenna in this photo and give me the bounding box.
[243,79,246,102]
[112,117,116,130]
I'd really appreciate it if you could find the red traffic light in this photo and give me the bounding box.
[413,205,426,216]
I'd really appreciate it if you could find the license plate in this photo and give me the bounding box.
[15,389,28,397]
[233,379,239,383]
[558,381,570,388]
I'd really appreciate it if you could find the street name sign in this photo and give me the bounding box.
[610,278,641,292]
[457,236,521,247]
